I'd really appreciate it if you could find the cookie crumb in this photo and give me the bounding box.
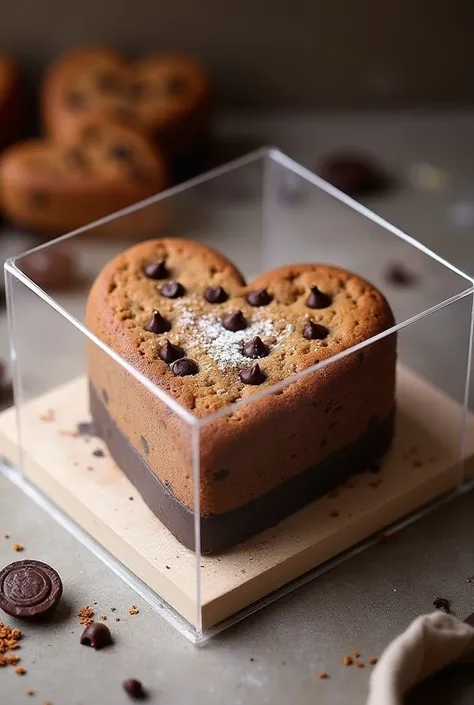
[78,606,94,626]
[4,534,9,539]
[352,652,360,658]
[369,657,378,665]
[100,616,107,621]
[16,666,26,675]
[110,607,116,612]
[40,408,55,422]
[13,543,24,552]
[128,605,139,616]
[355,661,365,669]
[59,429,78,438]
[115,618,120,622]
[343,656,353,666]
[92,449,105,458]
[318,672,329,679]
[26,690,34,696]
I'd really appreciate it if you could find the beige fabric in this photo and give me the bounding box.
[367,612,474,705]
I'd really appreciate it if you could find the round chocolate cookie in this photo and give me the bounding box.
[0,560,63,620]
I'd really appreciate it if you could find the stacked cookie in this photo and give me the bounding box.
[0,47,211,235]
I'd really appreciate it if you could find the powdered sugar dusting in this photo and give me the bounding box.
[174,303,293,371]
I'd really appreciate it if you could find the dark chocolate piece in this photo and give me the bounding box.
[144,260,168,280]
[80,622,112,649]
[89,383,395,554]
[109,144,134,162]
[170,358,198,377]
[161,281,185,299]
[0,560,63,620]
[64,147,87,169]
[77,421,97,437]
[158,340,185,363]
[223,310,247,332]
[433,597,451,614]
[123,679,146,699]
[385,263,417,287]
[65,91,85,110]
[92,448,105,457]
[145,311,171,334]
[318,153,385,196]
[306,286,332,309]
[303,321,329,340]
[239,363,266,385]
[247,288,272,307]
[242,336,269,359]
[204,285,228,304]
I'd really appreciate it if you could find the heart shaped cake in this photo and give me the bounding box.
[42,47,210,161]
[86,239,396,553]
[0,120,168,234]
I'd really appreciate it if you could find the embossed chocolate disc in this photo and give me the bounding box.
[0,560,63,620]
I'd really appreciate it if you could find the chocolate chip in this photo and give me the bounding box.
[109,144,134,162]
[92,448,105,457]
[213,469,229,482]
[242,336,269,358]
[433,597,451,614]
[161,281,185,299]
[170,358,198,376]
[306,286,332,309]
[166,75,187,94]
[247,288,273,307]
[158,340,185,363]
[145,311,171,334]
[144,260,169,280]
[0,560,63,621]
[80,622,112,649]
[65,91,85,110]
[303,321,329,340]
[223,310,247,332]
[64,147,87,168]
[204,285,228,304]
[29,191,49,209]
[140,435,149,456]
[239,363,266,385]
[96,72,120,92]
[123,679,146,699]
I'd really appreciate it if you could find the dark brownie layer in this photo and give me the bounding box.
[90,382,395,554]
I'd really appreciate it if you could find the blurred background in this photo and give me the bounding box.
[0,0,474,402]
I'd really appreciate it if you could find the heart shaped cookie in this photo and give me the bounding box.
[0,120,168,234]
[86,239,396,552]
[42,46,211,161]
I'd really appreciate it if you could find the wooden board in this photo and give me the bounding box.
[0,366,473,629]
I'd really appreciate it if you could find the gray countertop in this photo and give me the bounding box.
[2,110,474,704]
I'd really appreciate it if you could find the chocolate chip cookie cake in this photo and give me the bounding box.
[86,238,396,553]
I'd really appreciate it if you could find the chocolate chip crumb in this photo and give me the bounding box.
[26,690,34,696]
[129,605,139,615]
[385,263,417,287]
[13,543,24,552]
[15,666,26,675]
[369,657,378,665]
[92,449,105,458]
[318,672,329,679]
[4,534,10,539]
[352,652,360,658]
[343,656,353,666]
[355,661,365,669]
[433,597,451,613]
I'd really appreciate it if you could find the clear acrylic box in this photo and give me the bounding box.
[2,148,474,644]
